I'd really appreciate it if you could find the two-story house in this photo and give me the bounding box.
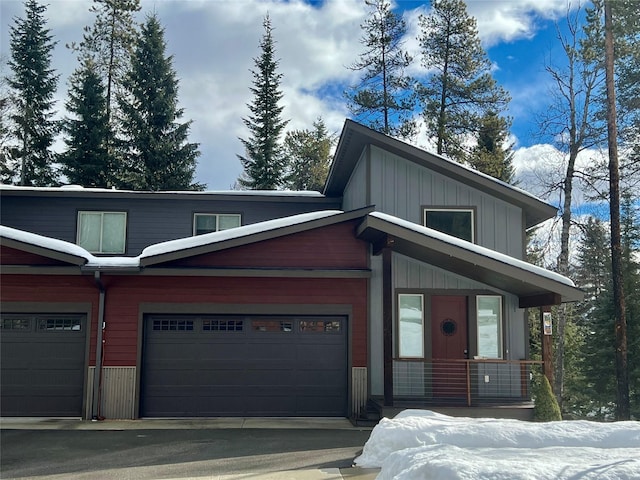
[0,120,582,421]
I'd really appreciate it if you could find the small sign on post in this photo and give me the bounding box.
[543,312,553,335]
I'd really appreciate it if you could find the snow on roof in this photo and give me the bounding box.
[140,210,344,259]
[0,225,93,262]
[0,184,325,197]
[2,210,344,268]
[3,210,575,289]
[370,211,576,288]
[0,225,140,268]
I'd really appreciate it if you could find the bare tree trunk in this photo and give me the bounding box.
[604,0,629,421]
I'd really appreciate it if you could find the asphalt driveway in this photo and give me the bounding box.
[0,419,374,479]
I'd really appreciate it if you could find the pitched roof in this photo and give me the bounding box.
[1,208,372,269]
[139,207,372,266]
[356,212,583,306]
[325,120,557,228]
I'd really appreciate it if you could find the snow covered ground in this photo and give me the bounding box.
[355,410,640,479]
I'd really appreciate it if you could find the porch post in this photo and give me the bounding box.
[382,246,393,406]
[540,305,554,389]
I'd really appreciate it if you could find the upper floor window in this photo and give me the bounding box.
[193,213,241,236]
[423,208,474,243]
[77,211,126,254]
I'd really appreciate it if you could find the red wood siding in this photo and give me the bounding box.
[0,246,71,266]
[100,275,368,367]
[161,221,369,269]
[1,219,370,370]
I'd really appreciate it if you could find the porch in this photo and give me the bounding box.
[358,359,542,423]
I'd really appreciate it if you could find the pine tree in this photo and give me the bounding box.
[572,218,613,418]
[346,0,416,139]
[284,118,332,192]
[619,194,640,418]
[118,14,201,191]
[418,0,509,164]
[237,15,289,190]
[468,111,516,184]
[6,0,59,186]
[572,200,640,419]
[70,0,140,165]
[59,60,112,187]
[0,67,16,184]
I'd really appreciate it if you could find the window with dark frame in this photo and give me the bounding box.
[193,213,241,235]
[152,319,194,331]
[203,319,244,332]
[423,208,474,243]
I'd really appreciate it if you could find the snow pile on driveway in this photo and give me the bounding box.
[354,409,640,479]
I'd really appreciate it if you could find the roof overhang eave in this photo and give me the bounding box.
[356,215,584,307]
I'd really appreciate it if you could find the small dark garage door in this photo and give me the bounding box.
[141,315,347,417]
[0,314,86,417]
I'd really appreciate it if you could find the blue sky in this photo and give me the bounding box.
[0,0,595,195]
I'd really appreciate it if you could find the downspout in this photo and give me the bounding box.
[92,271,106,420]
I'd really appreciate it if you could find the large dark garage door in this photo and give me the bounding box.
[0,314,86,417]
[141,315,347,417]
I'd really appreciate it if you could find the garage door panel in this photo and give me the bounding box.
[141,315,347,417]
[0,314,86,417]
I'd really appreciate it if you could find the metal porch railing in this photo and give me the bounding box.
[393,359,544,406]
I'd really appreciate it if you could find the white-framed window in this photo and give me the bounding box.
[77,211,126,254]
[423,208,475,243]
[398,293,424,358]
[476,295,503,359]
[193,213,241,235]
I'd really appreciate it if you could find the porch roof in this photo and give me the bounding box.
[356,212,584,307]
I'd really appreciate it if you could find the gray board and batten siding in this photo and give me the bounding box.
[343,144,526,259]
[0,188,341,256]
[367,251,527,398]
[327,120,556,231]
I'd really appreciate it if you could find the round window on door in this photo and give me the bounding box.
[441,318,457,336]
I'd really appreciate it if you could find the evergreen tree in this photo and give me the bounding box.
[70,0,140,164]
[346,0,416,139]
[59,60,112,187]
[620,194,640,418]
[284,118,332,192]
[581,0,639,420]
[237,15,289,190]
[468,111,516,184]
[571,218,613,418]
[573,200,640,419]
[0,66,16,184]
[118,14,201,191]
[417,0,509,164]
[6,0,59,186]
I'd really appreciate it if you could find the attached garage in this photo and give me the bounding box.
[141,314,347,417]
[0,314,87,417]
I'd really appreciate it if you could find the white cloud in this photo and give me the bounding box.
[513,143,608,204]
[467,0,576,47]
[0,0,585,190]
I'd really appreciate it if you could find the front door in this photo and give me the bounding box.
[431,295,468,399]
